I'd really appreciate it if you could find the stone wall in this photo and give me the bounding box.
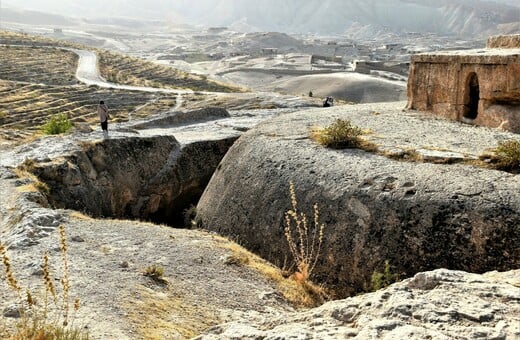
[407,50,520,132]
[487,34,520,48]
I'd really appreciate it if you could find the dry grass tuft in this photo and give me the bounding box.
[143,264,166,283]
[14,165,50,196]
[218,239,327,308]
[310,119,363,149]
[383,148,422,162]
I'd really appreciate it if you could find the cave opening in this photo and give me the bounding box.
[463,72,480,120]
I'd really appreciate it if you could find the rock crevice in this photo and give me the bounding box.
[31,135,236,226]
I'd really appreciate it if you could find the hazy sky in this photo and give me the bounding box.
[2,0,518,36]
[3,0,519,21]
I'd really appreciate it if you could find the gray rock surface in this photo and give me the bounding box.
[196,101,520,296]
[198,269,520,339]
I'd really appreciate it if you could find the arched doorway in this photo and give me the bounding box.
[464,73,480,119]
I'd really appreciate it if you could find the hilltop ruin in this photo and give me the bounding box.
[407,35,520,132]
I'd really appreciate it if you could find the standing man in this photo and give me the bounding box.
[98,100,109,139]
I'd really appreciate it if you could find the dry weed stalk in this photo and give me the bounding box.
[284,181,325,282]
[0,241,21,292]
[59,224,71,326]
[0,226,86,338]
[43,250,57,304]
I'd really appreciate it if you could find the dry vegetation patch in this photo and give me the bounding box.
[216,237,327,308]
[124,285,220,339]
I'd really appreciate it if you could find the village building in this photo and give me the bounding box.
[407,35,520,132]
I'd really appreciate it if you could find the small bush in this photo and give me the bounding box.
[311,119,363,149]
[371,260,399,291]
[143,264,165,282]
[493,139,520,172]
[41,113,73,135]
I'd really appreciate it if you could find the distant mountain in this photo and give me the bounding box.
[2,0,519,37]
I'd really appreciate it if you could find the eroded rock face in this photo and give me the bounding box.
[31,135,236,225]
[196,104,520,297]
[407,36,520,132]
[198,269,520,339]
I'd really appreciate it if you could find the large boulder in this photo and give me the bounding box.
[196,102,520,296]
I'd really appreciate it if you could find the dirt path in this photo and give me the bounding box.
[71,48,194,95]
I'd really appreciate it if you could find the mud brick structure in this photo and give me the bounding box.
[407,35,520,132]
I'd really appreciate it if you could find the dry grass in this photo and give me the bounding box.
[0,225,88,339]
[143,264,166,283]
[13,167,50,196]
[124,285,220,339]
[217,237,326,308]
[382,148,422,162]
[0,46,78,85]
[98,50,241,93]
[68,211,93,221]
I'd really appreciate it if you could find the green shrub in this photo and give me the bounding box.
[311,119,363,149]
[493,139,520,172]
[371,260,399,291]
[41,113,73,135]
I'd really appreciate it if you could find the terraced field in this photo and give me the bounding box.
[0,30,244,142]
[0,30,241,91]
[0,46,78,85]
[0,80,178,140]
[98,51,240,92]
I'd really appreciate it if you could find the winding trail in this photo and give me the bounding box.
[72,48,194,95]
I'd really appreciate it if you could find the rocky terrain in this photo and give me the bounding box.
[0,28,518,340]
[199,269,520,339]
[197,101,520,297]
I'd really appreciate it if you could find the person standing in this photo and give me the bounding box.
[98,100,109,139]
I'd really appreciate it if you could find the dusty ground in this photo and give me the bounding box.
[0,171,298,339]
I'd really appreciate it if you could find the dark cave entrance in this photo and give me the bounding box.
[463,72,480,120]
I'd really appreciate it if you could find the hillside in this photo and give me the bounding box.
[4,0,519,37]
